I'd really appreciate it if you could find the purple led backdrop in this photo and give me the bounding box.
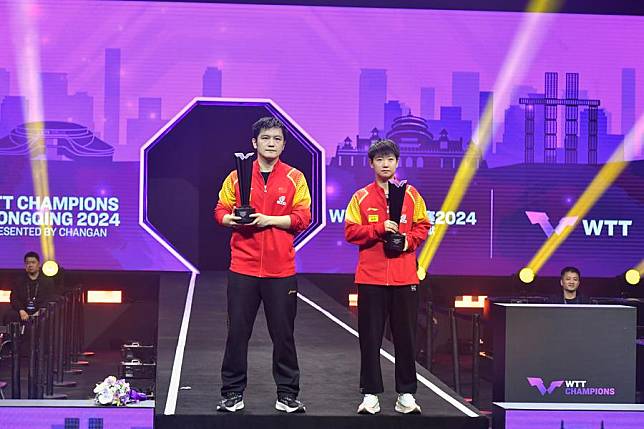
[0,1,642,274]
[0,405,152,429]
[505,409,644,428]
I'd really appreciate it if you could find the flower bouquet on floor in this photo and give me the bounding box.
[93,376,148,406]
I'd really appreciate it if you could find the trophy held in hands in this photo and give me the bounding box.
[234,152,256,224]
[385,179,407,253]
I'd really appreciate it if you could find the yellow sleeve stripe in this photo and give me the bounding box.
[293,173,311,208]
[218,172,237,208]
[411,188,428,222]
[345,194,363,224]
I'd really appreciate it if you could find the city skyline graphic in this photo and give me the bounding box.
[0,1,641,164]
[0,61,635,166]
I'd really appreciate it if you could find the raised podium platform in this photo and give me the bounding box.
[492,303,636,404]
[493,402,644,429]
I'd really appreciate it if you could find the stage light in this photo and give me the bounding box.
[625,269,640,286]
[0,290,10,303]
[527,114,644,275]
[42,260,59,277]
[519,267,535,284]
[87,290,122,304]
[416,0,560,273]
[348,293,358,307]
[417,265,427,281]
[455,295,487,308]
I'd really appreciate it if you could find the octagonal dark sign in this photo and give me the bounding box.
[140,98,325,271]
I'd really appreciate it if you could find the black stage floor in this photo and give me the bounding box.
[155,271,488,429]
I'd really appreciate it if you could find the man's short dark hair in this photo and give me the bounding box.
[368,139,400,161]
[252,117,286,140]
[24,251,40,262]
[560,266,580,279]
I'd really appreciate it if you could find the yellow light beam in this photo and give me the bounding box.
[636,259,644,275]
[10,1,55,261]
[417,0,561,279]
[527,114,644,274]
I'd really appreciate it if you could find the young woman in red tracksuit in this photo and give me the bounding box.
[345,139,431,415]
[214,117,311,413]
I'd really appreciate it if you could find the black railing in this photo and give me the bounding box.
[6,288,88,398]
[426,301,483,407]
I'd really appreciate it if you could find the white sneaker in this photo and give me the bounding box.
[395,393,421,414]
[357,394,380,414]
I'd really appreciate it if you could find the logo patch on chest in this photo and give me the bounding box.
[368,214,379,223]
[276,196,287,206]
[400,214,408,224]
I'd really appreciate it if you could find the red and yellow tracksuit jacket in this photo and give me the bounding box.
[345,182,430,286]
[214,159,311,278]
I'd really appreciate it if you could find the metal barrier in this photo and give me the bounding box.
[448,308,461,395]
[6,289,88,398]
[27,312,38,398]
[471,313,481,407]
[45,301,66,399]
[427,302,483,407]
[10,322,20,399]
[70,288,89,367]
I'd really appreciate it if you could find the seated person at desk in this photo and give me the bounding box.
[3,251,57,325]
[549,266,588,304]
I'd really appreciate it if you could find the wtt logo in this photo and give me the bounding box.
[527,377,615,397]
[527,377,564,395]
[525,211,633,237]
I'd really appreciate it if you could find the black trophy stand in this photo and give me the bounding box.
[233,152,256,224]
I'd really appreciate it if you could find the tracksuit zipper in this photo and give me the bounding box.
[385,187,390,286]
[259,173,267,277]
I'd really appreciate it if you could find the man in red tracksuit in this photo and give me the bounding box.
[214,116,311,413]
[345,139,430,415]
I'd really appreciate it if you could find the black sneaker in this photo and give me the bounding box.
[217,392,244,412]
[275,394,306,413]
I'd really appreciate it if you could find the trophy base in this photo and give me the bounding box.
[384,233,406,252]
[235,206,256,224]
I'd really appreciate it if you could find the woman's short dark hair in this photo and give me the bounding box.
[368,139,400,161]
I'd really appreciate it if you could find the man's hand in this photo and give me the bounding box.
[383,220,399,234]
[19,309,29,321]
[248,213,274,228]
[222,213,243,228]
